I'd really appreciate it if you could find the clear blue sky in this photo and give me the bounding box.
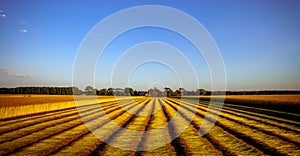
[0,0,299,91]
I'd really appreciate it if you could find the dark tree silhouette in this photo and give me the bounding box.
[124,87,134,96]
[97,88,107,95]
[164,87,173,97]
[107,88,113,96]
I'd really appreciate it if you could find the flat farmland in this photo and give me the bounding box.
[0,95,299,155]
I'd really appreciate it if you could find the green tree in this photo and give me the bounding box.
[85,86,95,95]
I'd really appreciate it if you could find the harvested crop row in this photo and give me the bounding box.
[0,103,104,134]
[0,99,142,144]
[178,98,300,132]
[167,98,299,155]
[171,98,300,145]
[158,99,189,156]
[189,97,300,123]
[90,98,151,155]
[165,99,266,155]
[211,101,300,126]
[10,98,149,156]
[139,98,177,155]
[196,100,300,133]
[51,98,150,156]
[1,97,299,155]
[162,99,222,155]
[0,98,139,126]
[0,98,147,155]
[100,98,154,155]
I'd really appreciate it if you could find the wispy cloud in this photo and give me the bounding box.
[19,21,29,33]
[0,10,6,18]
[19,29,28,33]
[0,68,30,78]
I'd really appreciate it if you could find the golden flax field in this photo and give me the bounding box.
[0,95,299,155]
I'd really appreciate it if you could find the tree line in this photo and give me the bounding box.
[0,86,299,96]
[0,86,206,96]
[0,87,80,95]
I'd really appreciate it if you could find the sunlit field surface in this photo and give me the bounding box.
[198,94,300,104]
[191,94,300,114]
[0,95,137,119]
[0,95,299,155]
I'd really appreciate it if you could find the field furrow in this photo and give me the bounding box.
[159,98,189,156]
[0,104,100,134]
[51,98,149,156]
[0,107,77,127]
[192,98,300,125]
[167,98,299,155]
[0,98,146,155]
[89,98,151,155]
[0,96,299,155]
[99,98,153,155]
[163,99,222,155]
[206,103,300,133]
[0,99,140,144]
[182,98,300,128]
[139,98,176,156]
[165,99,264,155]
[172,99,300,145]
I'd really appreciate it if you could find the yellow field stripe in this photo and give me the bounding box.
[101,98,152,154]
[0,102,115,134]
[0,98,141,155]
[140,98,176,155]
[163,99,222,155]
[51,98,148,156]
[90,98,150,155]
